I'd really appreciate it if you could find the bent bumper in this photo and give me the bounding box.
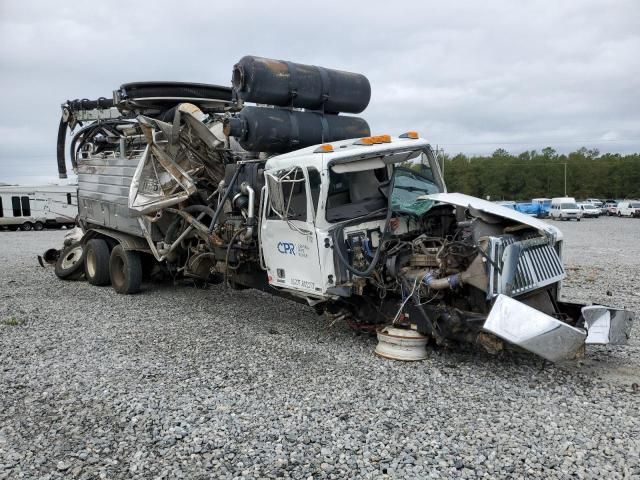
[483,294,634,362]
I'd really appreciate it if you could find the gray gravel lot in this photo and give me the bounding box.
[1,217,639,479]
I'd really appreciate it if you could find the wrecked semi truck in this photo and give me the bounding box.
[50,56,634,362]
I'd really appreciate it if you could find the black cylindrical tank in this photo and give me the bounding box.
[225,107,370,154]
[232,56,371,114]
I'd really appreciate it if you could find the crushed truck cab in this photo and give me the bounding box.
[49,55,634,363]
[259,135,633,362]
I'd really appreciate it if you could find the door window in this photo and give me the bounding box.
[266,167,308,221]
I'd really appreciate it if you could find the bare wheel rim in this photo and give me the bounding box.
[61,245,82,270]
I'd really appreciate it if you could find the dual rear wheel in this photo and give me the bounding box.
[83,239,142,294]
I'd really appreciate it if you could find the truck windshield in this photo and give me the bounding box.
[325,149,442,222]
[561,203,578,209]
[391,167,439,216]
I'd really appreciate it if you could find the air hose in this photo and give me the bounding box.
[56,117,68,179]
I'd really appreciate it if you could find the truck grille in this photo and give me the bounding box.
[488,235,565,298]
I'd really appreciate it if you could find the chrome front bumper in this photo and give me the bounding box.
[483,294,634,362]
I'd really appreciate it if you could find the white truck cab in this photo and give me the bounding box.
[260,134,444,298]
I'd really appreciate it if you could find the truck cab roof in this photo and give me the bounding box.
[264,136,431,172]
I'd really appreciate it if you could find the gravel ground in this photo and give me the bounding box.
[1,217,639,479]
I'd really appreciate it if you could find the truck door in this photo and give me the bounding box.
[261,167,323,296]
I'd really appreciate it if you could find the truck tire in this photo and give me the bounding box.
[55,242,85,280]
[85,239,111,286]
[21,222,33,231]
[34,222,44,231]
[109,245,142,294]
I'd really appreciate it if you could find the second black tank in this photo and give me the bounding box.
[225,106,370,154]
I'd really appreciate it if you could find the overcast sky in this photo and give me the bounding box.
[1,0,639,185]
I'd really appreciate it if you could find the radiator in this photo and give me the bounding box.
[487,235,565,298]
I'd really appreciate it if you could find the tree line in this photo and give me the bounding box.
[439,147,640,201]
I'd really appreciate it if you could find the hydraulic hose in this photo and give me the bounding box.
[331,174,396,278]
[56,117,68,179]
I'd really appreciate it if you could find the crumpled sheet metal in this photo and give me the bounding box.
[128,115,200,215]
[128,143,196,215]
[583,305,634,345]
[128,107,228,216]
[483,294,587,362]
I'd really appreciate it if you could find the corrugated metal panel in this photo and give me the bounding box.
[511,241,565,295]
[77,155,145,237]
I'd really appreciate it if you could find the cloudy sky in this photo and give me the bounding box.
[1,0,639,185]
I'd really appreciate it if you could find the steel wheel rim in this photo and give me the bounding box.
[61,245,82,270]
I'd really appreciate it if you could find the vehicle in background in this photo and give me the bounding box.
[584,198,603,208]
[531,198,551,217]
[515,202,546,218]
[550,197,582,221]
[495,201,516,209]
[603,201,618,216]
[494,200,548,218]
[513,202,538,216]
[0,185,77,231]
[579,203,600,218]
[617,200,640,217]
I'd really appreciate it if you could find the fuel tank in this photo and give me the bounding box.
[225,106,370,154]
[232,55,371,114]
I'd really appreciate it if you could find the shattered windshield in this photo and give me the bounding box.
[389,150,441,216]
[325,148,443,222]
[391,167,439,216]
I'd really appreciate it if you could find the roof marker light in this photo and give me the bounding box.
[399,131,419,139]
[354,134,392,145]
[314,144,334,153]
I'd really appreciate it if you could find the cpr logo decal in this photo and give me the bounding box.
[277,242,295,255]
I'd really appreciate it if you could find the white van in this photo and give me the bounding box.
[550,197,582,221]
[616,200,640,217]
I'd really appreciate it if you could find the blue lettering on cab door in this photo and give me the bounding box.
[277,242,295,255]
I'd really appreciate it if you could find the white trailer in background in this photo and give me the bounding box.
[0,185,77,231]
